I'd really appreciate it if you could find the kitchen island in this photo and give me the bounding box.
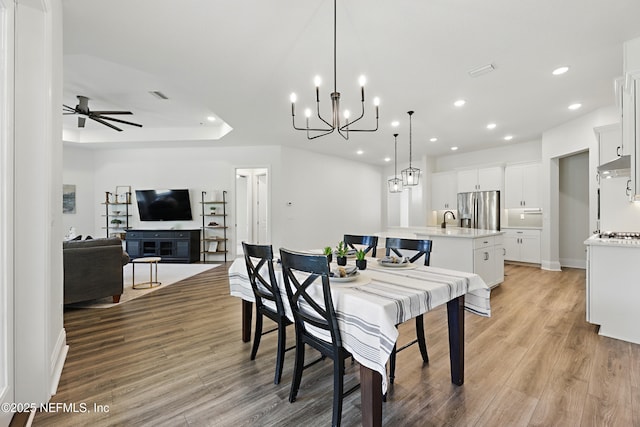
[381,227,504,287]
[585,234,640,344]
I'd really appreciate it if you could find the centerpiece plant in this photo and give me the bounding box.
[323,246,333,265]
[355,249,367,270]
[335,241,348,266]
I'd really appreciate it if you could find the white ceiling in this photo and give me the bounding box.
[62,0,640,164]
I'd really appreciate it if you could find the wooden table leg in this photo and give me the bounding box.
[360,365,382,427]
[447,295,465,386]
[242,300,253,343]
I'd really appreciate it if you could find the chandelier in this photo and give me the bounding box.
[401,111,420,186]
[388,133,403,193]
[289,0,379,140]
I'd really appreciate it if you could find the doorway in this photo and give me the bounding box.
[235,168,269,255]
[558,151,589,268]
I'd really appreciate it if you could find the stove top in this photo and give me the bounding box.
[598,231,640,240]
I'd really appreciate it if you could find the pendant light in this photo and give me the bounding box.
[388,133,403,193]
[289,0,380,140]
[401,111,420,186]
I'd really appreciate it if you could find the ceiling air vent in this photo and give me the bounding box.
[149,90,169,100]
[468,63,495,78]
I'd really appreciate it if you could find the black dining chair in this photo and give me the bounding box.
[242,242,292,385]
[343,234,378,257]
[384,237,433,384]
[279,248,359,427]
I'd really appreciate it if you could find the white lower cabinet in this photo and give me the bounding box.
[503,229,540,263]
[426,234,504,288]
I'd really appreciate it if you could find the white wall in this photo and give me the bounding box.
[70,143,383,258]
[62,146,95,238]
[435,139,542,172]
[541,105,619,270]
[13,0,66,405]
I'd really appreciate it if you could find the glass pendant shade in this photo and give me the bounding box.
[401,110,420,186]
[401,167,420,186]
[388,177,402,193]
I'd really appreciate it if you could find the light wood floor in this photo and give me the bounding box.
[33,263,640,427]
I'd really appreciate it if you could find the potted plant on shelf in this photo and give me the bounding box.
[110,218,123,227]
[335,241,347,266]
[209,206,217,214]
[355,249,367,270]
[323,246,333,265]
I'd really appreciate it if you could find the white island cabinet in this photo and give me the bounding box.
[383,227,504,288]
[585,235,640,344]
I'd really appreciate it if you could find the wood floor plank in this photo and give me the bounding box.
[32,264,640,427]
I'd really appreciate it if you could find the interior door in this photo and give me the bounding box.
[256,173,267,244]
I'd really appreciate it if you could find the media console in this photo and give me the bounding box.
[125,229,200,263]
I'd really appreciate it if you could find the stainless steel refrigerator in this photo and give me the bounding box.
[457,190,500,230]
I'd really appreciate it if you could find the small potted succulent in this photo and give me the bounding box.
[335,241,348,266]
[209,206,217,214]
[323,246,333,265]
[355,249,367,270]
[110,218,123,227]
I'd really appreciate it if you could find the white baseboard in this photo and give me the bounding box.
[560,258,586,269]
[49,328,68,396]
[541,259,562,271]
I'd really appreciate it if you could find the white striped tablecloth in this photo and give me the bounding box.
[228,257,491,392]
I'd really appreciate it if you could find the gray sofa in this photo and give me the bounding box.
[63,237,130,304]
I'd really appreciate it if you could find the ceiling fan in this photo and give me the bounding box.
[63,95,143,132]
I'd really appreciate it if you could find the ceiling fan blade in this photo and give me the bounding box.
[94,115,143,128]
[78,117,86,128]
[89,116,122,132]
[90,110,133,115]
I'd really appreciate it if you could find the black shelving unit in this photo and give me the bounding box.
[200,190,228,262]
[102,189,131,238]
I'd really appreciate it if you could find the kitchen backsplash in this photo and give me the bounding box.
[505,208,543,228]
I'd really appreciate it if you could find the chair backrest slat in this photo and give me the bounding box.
[384,237,433,266]
[242,242,286,315]
[343,234,378,257]
[279,248,343,347]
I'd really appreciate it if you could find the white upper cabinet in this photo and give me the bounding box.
[457,166,503,193]
[431,171,458,210]
[504,163,541,208]
[596,123,622,165]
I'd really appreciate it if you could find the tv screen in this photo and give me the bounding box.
[135,189,193,221]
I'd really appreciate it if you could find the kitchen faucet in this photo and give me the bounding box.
[441,210,456,229]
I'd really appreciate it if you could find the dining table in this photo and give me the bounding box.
[228,254,491,427]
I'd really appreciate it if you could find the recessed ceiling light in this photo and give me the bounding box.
[207,116,216,122]
[384,157,391,162]
[451,146,459,151]
[486,123,497,130]
[454,99,466,107]
[391,121,399,127]
[356,150,364,155]
[504,135,513,141]
[568,103,582,110]
[430,137,438,142]
[552,66,569,75]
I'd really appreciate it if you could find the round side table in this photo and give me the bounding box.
[131,257,162,289]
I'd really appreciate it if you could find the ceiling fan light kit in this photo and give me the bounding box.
[62,95,143,132]
[289,0,379,140]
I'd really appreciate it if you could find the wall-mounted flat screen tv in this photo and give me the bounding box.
[135,189,193,221]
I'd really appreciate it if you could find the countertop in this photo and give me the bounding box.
[502,226,542,230]
[384,227,503,239]
[584,234,640,248]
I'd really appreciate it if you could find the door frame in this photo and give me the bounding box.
[234,167,270,256]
